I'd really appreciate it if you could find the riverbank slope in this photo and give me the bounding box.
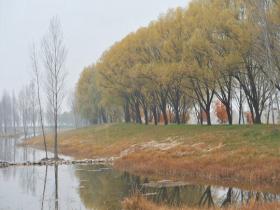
[26,123,280,190]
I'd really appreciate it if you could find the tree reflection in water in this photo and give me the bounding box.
[199,186,214,207]
[0,138,86,210]
[41,165,48,210]
[40,165,59,210]
[221,188,232,207]
[125,173,280,209]
[168,186,181,206]
[1,137,280,210]
[74,168,280,209]
[54,164,59,210]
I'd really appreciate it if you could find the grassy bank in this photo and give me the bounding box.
[122,196,280,210]
[26,123,280,190]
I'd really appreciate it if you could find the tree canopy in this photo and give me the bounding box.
[75,0,280,125]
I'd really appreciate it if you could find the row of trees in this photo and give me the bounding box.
[0,88,79,136]
[0,91,18,135]
[0,17,69,160]
[0,84,39,139]
[75,0,280,126]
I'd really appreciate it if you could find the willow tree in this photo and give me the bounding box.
[97,37,137,123]
[78,0,280,126]
[76,65,114,124]
[183,1,216,125]
[232,0,273,124]
[253,0,280,120]
[130,24,170,125]
[206,0,243,125]
[185,0,243,125]
[132,8,191,125]
[76,66,97,124]
[159,8,191,124]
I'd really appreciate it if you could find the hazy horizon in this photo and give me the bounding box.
[0,0,190,97]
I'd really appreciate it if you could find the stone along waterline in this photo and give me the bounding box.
[0,157,116,168]
[1,137,280,210]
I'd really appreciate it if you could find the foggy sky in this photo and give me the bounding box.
[0,0,190,96]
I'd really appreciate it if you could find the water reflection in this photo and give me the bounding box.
[75,165,130,210]
[140,181,280,209]
[0,138,84,210]
[1,137,280,210]
[0,137,49,163]
[74,166,280,210]
[54,165,59,210]
[221,187,232,207]
[41,166,48,210]
[199,186,214,207]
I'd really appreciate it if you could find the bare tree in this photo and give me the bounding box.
[0,91,19,136]
[31,45,48,159]
[68,91,79,129]
[1,91,12,135]
[0,99,3,135]
[11,91,19,134]
[18,86,30,139]
[42,17,67,160]
[29,81,38,137]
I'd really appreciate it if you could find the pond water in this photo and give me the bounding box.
[0,137,280,210]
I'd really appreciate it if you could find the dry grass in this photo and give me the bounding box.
[122,196,280,210]
[26,123,280,190]
[115,146,280,191]
[26,124,151,158]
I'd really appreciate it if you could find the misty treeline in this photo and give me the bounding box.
[0,17,77,147]
[0,91,19,136]
[0,84,38,138]
[0,86,78,138]
[74,0,280,126]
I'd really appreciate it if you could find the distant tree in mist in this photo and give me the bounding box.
[11,92,19,134]
[68,91,81,129]
[18,86,30,139]
[0,91,12,134]
[29,81,38,137]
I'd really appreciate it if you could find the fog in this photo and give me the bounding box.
[0,0,189,94]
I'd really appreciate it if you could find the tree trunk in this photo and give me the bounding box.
[135,102,142,124]
[101,108,108,124]
[152,106,158,126]
[174,107,180,125]
[123,98,131,123]
[162,108,168,125]
[253,101,262,124]
[200,106,203,125]
[267,103,271,125]
[54,88,58,159]
[181,111,186,124]
[143,107,148,125]
[271,94,275,125]
[54,108,58,160]
[206,106,211,126]
[238,89,243,125]
[255,112,262,124]
[225,105,232,125]
[157,90,168,125]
